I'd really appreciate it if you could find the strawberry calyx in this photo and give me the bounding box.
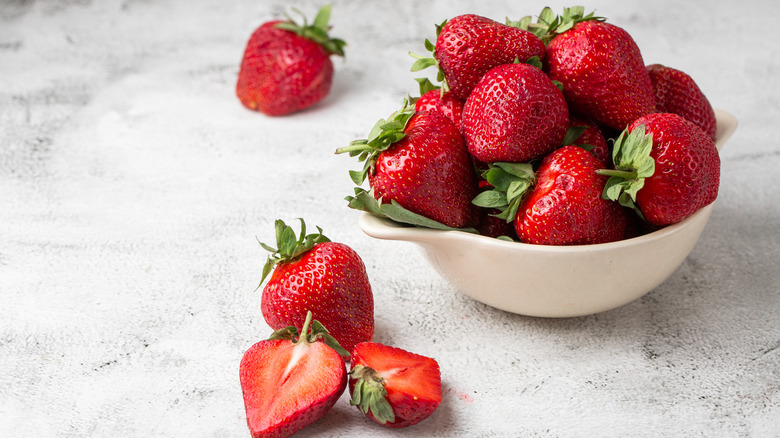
[512,6,604,44]
[409,20,449,92]
[257,218,330,286]
[335,100,416,186]
[275,4,346,56]
[596,125,656,219]
[349,364,395,424]
[472,162,536,222]
[270,310,350,358]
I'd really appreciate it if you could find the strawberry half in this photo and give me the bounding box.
[259,219,374,354]
[348,342,442,428]
[236,5,345,116]
[240,311,348,438]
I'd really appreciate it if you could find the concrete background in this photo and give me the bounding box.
[1,0,778,436]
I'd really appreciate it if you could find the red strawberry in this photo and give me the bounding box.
[599,113,720,226]
[413,78,465,132]
[236,5,345,116]
[473,149,629,245]
[337,102,479,229]
[348,342,442,428]
[646,64,717,139]
[259,219,373,354]
[540,9,655,130]
[563,113,610,165]
[240,311,348,438]
[413,14,546,100]
[462,62,569,163]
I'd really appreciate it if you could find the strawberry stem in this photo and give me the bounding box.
[298,311,314,343]
[595,169,638,179]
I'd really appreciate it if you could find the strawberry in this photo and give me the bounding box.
[534,7,655,130]
[236,5,346,116]
[473,147,629,245]
[258,219,373,354]
[336,102,479,230]
[646,64,717,139]
[599,113,720,226]
[563,113,611,165]
[412,14,546,100]
[462,62,569,163]
[348,342,442,428]
[413,78,465,132]
[240,311,348,438]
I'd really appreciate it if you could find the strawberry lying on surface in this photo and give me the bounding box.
[462,61,569,163]
[349,342,442,428]
[599,113,720,226]
[236,5,345,116]
[258,219,373,354]
[336,101,479,230]
[240,311,349,438]
[646,64,717,139]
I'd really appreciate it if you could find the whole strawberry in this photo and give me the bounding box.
[599,113,720,226]
[349,342,442,428]
[462,62,569,163]
[646,64,717,139]
[413,14,546,100]
[240,311,348,438]
[259,219,373,354]
[539,8,655,130]
[473,148,629,245]
[236,5,345,116]
[337,102,479,230]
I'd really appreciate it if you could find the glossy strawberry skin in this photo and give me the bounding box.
[414,89,465,132]
[236,21,334,116]
[370,110,479,228]
[630,113,720,226]
[349,342,442,428]
[515,146,628,245]
[462,63,569,163]
[240,339,347,438]
[435,14,546,99]
[261,242,373,354]
[646,64,717,139]
[545,20,655,130]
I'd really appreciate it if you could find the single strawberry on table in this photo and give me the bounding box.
[411,13,546,100]
[258,219,373,354]
[349,342,442,428]
[462,61,569,163]
[646,63,717,139]
[525,7,655,130]
[240,311,349,438]
[336,101,480,230]
[473,147,629,245]
[236,5,345,116]
[598,112,720,226]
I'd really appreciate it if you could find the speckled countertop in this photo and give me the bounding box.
[1,1,778,437]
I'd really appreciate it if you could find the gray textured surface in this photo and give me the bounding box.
[1,0,778,437]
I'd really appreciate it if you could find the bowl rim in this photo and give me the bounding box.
[359,109,737,252]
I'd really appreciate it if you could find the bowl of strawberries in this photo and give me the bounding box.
[339,7,738,318]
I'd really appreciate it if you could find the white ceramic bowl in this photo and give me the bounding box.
[359,110,738,318]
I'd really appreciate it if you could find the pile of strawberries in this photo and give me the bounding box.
[234,4,723,438]
[338,6,720,245]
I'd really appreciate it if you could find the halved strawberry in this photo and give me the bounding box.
[240,311,348,438]
[348,342,442,428]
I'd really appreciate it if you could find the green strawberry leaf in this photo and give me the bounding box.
[257,218,330,288]
[275,4,346,56]
[596,125,655,219]
[473,162,536,223]
[349,365,395,424]
[562,126,588,146]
